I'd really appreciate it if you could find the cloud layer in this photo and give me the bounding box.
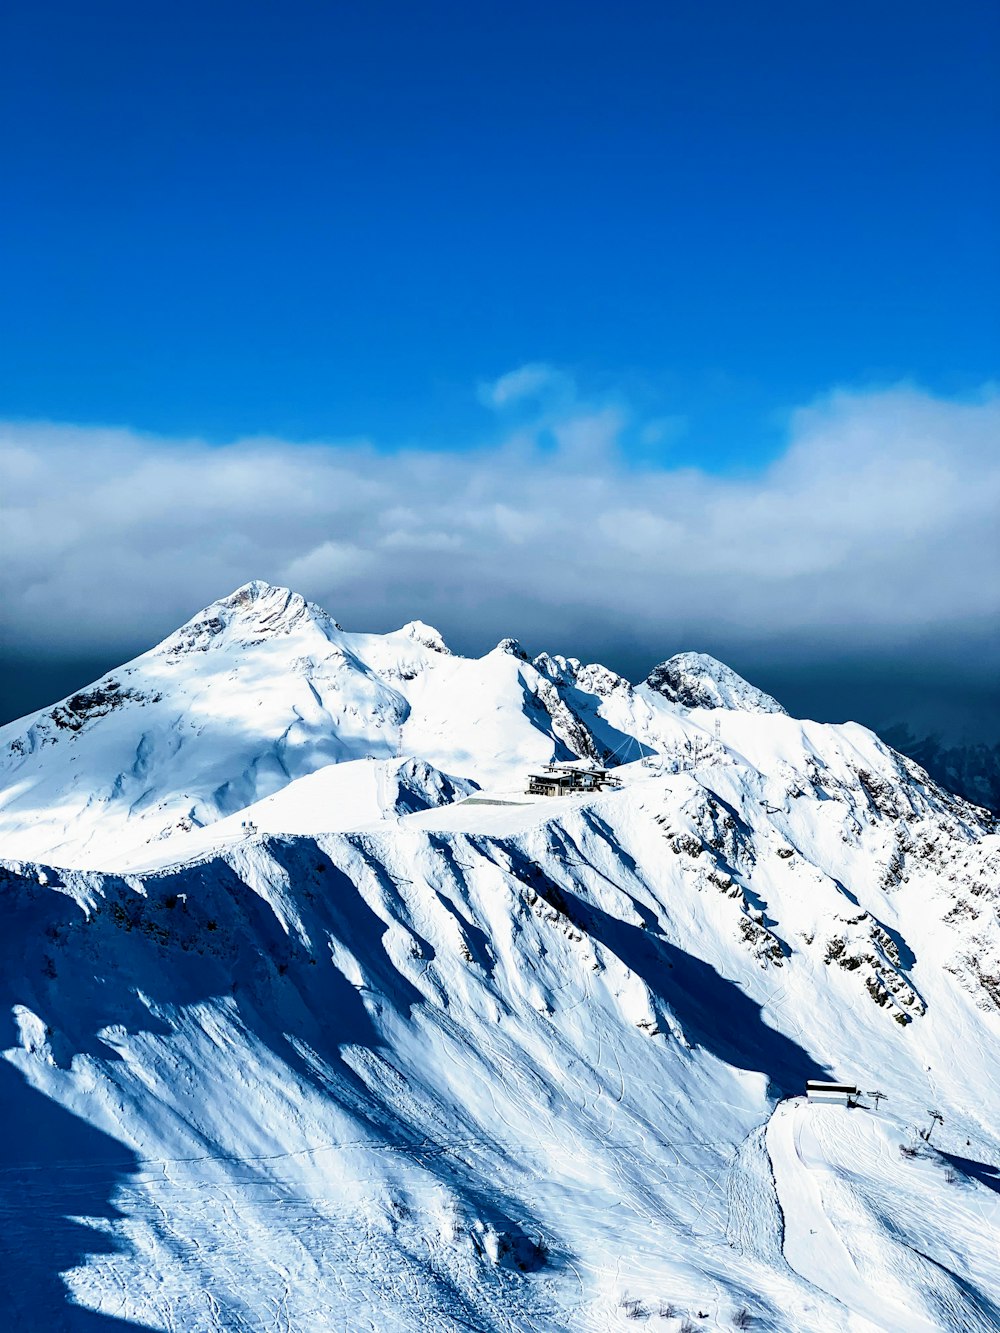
[2,381,998,730]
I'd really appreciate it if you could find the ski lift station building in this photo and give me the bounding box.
[527,764,620,798]
[806,1080,858,1107]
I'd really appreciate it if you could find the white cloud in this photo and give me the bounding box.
[1,386,997,703]
[281,540,372,588]
[478,362,574,410]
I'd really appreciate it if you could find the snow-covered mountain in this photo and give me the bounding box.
[0,581,799,870]
[2,582,998,1331]
[644,651,787,715]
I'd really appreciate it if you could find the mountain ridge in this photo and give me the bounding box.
[1,579,872,870]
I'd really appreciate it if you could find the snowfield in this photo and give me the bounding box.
[1,582,998,1332]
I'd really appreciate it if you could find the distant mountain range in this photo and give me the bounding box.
[879,724,1000,814]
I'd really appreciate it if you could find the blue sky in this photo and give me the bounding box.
[1,0,996,465]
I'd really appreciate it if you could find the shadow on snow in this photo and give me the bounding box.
[506,853,830,1098]
[0,845,552,1328]
[0,1059,155,1332]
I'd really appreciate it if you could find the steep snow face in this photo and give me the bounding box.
[645,651,787,715]
[2,737,998,1330]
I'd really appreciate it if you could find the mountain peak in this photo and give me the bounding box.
[533,652,582,683]
[398,620,451,654]
[156,581,342,656]
[644,651,786,714]
[220,580,339,625]
[493,637,529,660]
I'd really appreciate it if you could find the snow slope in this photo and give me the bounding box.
[118,757,479,874]
[1,582,998,1331]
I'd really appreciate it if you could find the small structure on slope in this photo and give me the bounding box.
[527,764,620,797]
[806,1080,858,1107]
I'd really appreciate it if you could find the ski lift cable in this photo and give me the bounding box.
[606,729,642,767]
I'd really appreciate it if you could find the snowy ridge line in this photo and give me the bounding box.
[8,576,991,872]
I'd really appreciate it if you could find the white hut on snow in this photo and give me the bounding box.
[806,1080,858,1106]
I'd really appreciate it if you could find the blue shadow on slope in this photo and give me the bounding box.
[0,1059,155,1332]
[513,862,830,1097]
[940,1151,1000,1197]
[1,845,556,1330]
